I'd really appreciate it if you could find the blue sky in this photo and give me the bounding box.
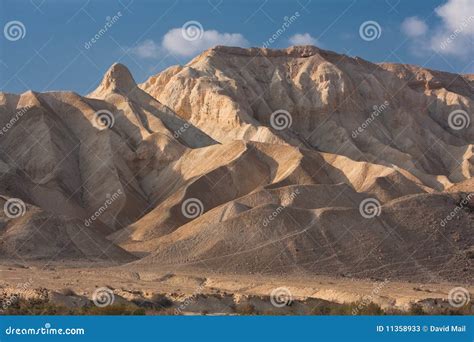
[1,0,473,94]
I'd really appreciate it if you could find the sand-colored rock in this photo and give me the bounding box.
[141,46,474,187]
[0,46,472,290]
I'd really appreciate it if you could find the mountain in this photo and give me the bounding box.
[140,46,473,189]
[0,63,215,260]
[0,46,472,282]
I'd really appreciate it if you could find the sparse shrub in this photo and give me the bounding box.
[311,304,331,315]
[59,288,76,296]
[360,302,384,315]
[155,308,177,315]
[331,303,357,315]
[151,294,173,309]
[132,308,146,315]
[131,299,155,309]
[409,303,425,315]
[234,303,256,315]
[0,298,66,315]
[311,301,385,315]
[84,304,144,315]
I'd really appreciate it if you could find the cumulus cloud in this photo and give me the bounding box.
[131,25,248,59]
[431,0,474,56]
[435,0,474,33]
[401,0,474,58]
[288,33,318,46]
[162,28,248,57]
[130,39,162,59]
[401,17,428,37]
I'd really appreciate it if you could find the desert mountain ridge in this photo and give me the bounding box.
[0,45,472,283]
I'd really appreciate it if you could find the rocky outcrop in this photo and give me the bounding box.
[141,45,474,188]
[0,46,472,282]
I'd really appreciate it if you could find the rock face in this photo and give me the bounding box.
[0,46,472,282]
[140,46,473,189]
[0,196,135,262]
[0,63,215,261]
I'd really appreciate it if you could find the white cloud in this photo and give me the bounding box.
[130,39,162,59]
[402,0,474,58]
[288,33,318,46]
[162,28,248,57]
[430,0,474,56]
[435,0,474,33]
[401,17,428,37]
[131,26,248,59]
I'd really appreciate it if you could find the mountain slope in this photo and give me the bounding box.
[0,63,215,260]
[140,46,474,189]
[0,47,472,282]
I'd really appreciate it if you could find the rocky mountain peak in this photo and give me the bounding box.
[204,45,324,58]
[92,63,137,96]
